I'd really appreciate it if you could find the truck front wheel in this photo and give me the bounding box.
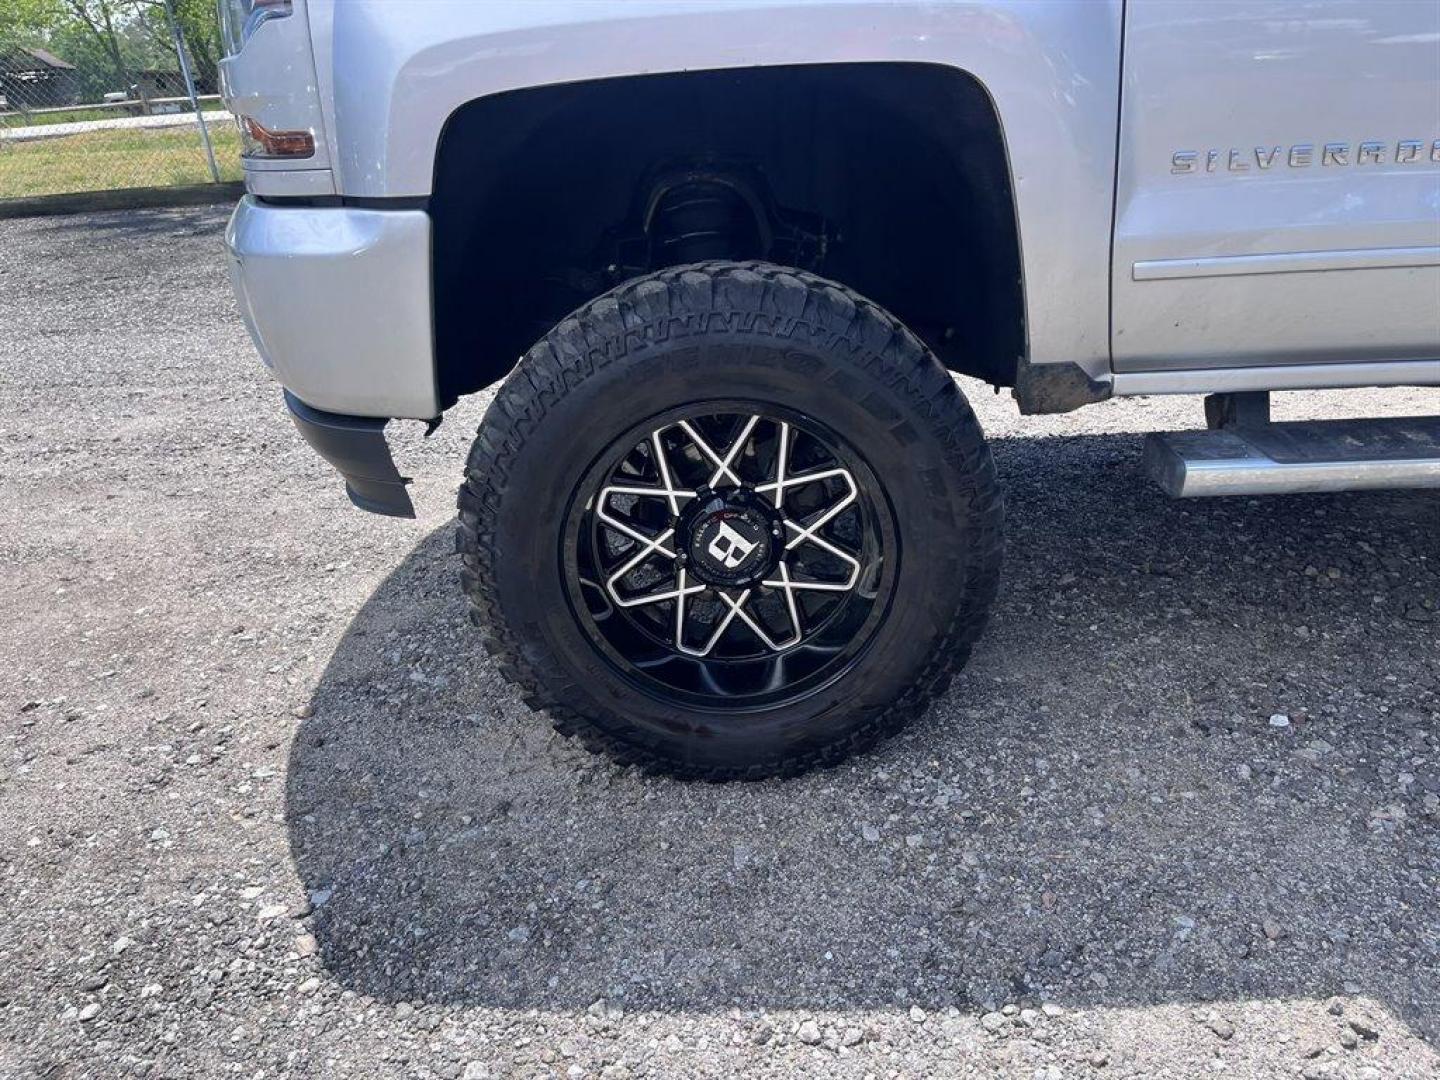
[456,262,1003,780]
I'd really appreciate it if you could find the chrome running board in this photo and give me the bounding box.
[1143,416,1440,497]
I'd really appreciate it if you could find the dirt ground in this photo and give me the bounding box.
[1,206,1437,1079]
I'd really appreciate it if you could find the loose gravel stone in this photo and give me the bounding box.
[1348,1014,1381,1040]
[1,207,1437,1080]
[1205,1015,1236,1041]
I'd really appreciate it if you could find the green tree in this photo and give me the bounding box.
[2,0,223,102]
[0,0,63,46]
[59,1,136,92]
[158,0,222,86]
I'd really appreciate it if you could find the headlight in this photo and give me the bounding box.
[218,0,292,57]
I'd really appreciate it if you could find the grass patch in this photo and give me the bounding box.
[0,122,241,198]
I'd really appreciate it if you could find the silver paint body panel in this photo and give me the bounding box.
[217,0,336,195]
[1113,0,1440,373]
[306,0,1123,381]
[224,197,438,420]
[1114,359,1440,397]
[1132,247,1440,282]
[219,0,1439,421]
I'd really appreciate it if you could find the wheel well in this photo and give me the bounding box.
[430,62,1023,408]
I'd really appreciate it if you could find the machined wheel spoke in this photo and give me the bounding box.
[679,416,758,489]
[724,594,795,653]
[755,465,852,502]
[676,581,751,657]
[612,574,708,610]
[783,527,858,587]
[762,458,862,592]
[769,421,791,508]
[598,511,678,607]
[605,547,682,606]
[761,550,859,594]
[596,498,677,553]
[582,409,884,679]
[775,472,858,549]
[596,480,691,610]
[650,430,685,516]
[750,561,804,650]
[760,573,855,593]
[602,483,696,505]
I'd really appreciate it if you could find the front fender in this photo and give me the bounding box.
[311,0,1121,378]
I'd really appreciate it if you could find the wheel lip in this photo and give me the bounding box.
[558,397,903,715]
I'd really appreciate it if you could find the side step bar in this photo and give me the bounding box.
[1144,415,1440,497]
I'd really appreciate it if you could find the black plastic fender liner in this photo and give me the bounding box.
[1012,358,1112,415]
[283,391,415,518]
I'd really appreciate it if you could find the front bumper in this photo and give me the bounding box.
[224,196,438,420]
[225,195,436,516]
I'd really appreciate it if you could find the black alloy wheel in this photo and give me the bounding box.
[567,405,896,711]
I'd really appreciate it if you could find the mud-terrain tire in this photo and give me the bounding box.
[457,261,1002,780]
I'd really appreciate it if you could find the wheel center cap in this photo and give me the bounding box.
[678,489,782,588]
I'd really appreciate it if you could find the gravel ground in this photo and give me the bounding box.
[1,206,1437,1079]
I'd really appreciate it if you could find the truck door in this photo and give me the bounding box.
[1111,1,1440,377]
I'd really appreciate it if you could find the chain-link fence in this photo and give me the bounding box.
[0,0,240,202]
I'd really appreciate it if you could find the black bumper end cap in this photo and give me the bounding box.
[284,390,417,519]
[344,478,416,518]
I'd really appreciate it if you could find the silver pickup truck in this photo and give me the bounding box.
[220,0,1440,780]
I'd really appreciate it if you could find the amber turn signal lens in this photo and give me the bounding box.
[239,116,315,159]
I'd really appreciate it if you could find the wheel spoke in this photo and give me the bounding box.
[596,487,681,610]
[755,465,853,502]
[596,494,676,549]
[649,430,685,517]
[783,479,854,540]
[772,472,858,550]
[677,584,751,657]
[775,560,802,636]
[599,482,694,513]
[602,530,681,606]
[729,571,801,651]
[760,572,855,593]
[576,408,889,698]
[611,568,707,610]
[781,525,862,590]
[759,457,863,592]
[770,422,790,508]
[679,416,758,489]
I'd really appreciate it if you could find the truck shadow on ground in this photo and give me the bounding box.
[285,434,1438,1031]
